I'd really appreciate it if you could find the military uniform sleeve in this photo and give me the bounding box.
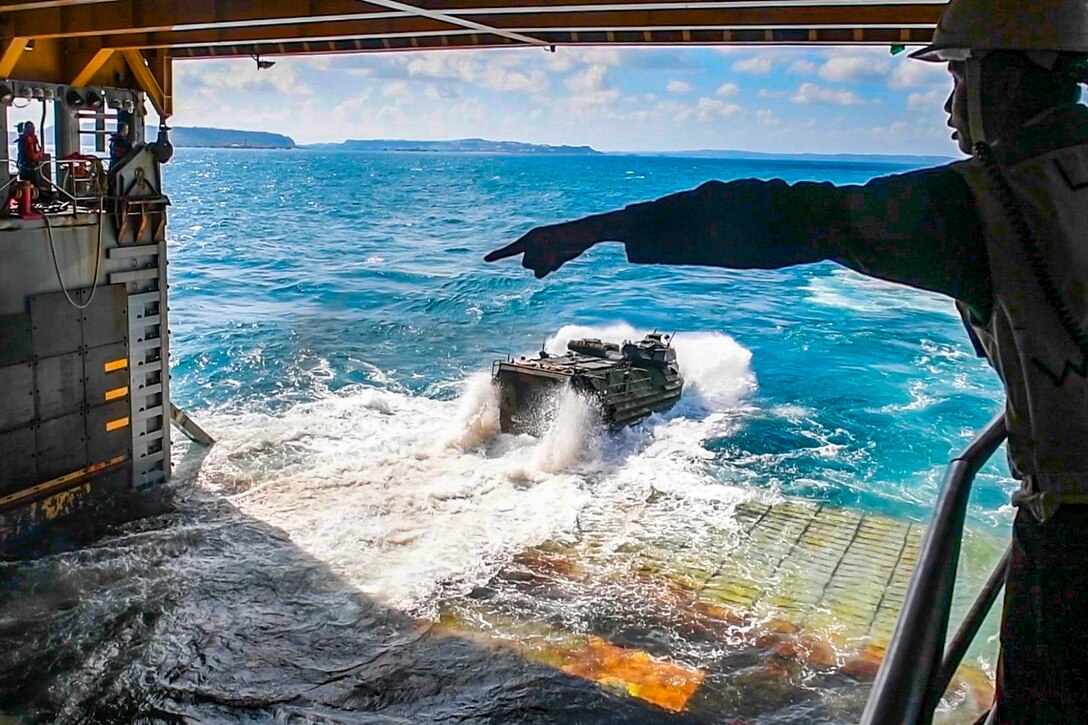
[619,167,993,320]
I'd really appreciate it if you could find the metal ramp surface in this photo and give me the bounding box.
[439,495,1000,722]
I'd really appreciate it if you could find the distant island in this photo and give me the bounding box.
[643,148,956,166]
[169,127,599,154]
[302,138,601,154]
[171,127,295,149]
[169,126,951,164]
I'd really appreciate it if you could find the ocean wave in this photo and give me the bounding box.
[182,322,761,611]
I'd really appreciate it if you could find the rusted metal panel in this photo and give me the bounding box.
[35,411,87,481]
[34,350,85,421]
[0,427,37,497]
[0,362,35,432]
[0,313,33,367]
[29,290,83,359]
[80,283,127,349]
[87,399,131,463]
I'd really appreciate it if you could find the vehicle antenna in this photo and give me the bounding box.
[666,331,677,348]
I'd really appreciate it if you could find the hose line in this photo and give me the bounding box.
[45,207,105,310]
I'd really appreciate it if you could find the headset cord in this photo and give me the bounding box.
[975,141,1088,361]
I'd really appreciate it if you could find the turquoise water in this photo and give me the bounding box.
[149,148,1011,721]
[168,148,1010,526]
[1,149,1017,724]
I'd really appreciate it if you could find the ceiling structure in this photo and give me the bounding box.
[0,1,948,116]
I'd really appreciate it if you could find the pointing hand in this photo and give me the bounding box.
[484,211,624,278]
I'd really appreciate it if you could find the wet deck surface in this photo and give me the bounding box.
[438,496,994,721]
[1,477,999,724]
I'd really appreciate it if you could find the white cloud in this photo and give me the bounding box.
[696,97,743,120]
[424,83,460,100]
[176,58,313,95]
[383,81,411,99]
[890,60,951,89]
[788,60,816,75]
[757,88,787,99]
[547,47,623,72]
[567,88,623,114]
[818,56,891,84]
[732,57,774,75]
[667,79,693,94]
[404,53,547,93]
[715,82,739,97]
[756,109,782,127]
[791,82,864,106]
[652,97,743,123]
[303,57,333,71]
[868,117,951,144]
[907,89,943,111]
[566,64,610,93]
[480,65,546,93]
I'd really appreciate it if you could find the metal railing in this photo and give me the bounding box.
[2,156,107,215]
[861,413,1008,724]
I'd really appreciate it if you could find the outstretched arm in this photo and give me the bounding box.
[486,166,991,319]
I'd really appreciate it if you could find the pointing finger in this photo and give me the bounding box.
[484,237,529,263]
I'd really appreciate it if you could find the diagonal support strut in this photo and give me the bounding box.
[357,0,554,48]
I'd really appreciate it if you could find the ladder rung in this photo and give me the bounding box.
[108,243,161,259]
[127,290,161,307]
[109,267,159,284]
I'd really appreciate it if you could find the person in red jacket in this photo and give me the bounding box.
[487,2,1088,722]
[16,121,45,187]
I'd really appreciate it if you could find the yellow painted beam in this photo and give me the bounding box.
[6,0,387,39]
[70,46,113,86]
[0,455,127,509]
[120,47,166,116]
[0,37,28,78]
[145,47,171,117]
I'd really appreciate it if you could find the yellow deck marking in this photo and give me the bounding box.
[104,358,128,373]
[0,456,127,508]
[105,416,130,432]
[104,386,129,401]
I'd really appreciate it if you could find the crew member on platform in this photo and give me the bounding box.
[16,120,46,188]
[486,1,1088,721]
[109,120,133,166]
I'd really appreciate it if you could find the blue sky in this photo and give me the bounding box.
[171,45,957,156]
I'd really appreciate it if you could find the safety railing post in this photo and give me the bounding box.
[860,413,1006,725]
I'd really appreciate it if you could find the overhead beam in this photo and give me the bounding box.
[169,24,936,59]
[120,47,167,116]
[69,45,113,85]
[358,0,551,48]
[144,47,171,117]
[4,0,398,39]
[0,37,28,78]
[0,0,117,10]
[2,1,946,40]
[70,5,942,52]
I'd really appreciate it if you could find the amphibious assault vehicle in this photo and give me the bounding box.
[493,332,683,434]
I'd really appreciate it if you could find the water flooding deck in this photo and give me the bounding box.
[438,497,997,723]
[0,458,1002,724]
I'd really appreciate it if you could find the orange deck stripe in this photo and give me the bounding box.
[104,386,129,401]
[0,455,128,508]
[105,416,130,432]
[104,358,128,373]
